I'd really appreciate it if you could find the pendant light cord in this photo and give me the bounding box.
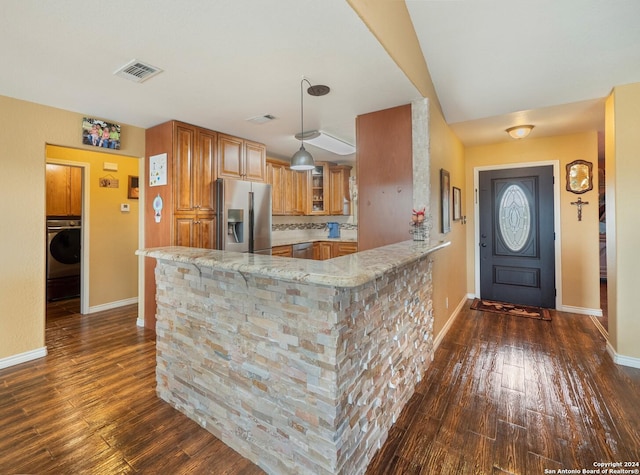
[300,78,312,146]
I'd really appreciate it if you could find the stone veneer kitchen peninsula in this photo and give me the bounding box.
[138,239,449,475]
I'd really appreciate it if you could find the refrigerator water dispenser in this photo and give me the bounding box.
[227,209,244,243]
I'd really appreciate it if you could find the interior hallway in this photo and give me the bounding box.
[0,301,638,474]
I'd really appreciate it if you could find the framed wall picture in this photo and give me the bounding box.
[453,186,461,221]
[128,175,139,199]
[441,169,451,233]
[82,117,121,150]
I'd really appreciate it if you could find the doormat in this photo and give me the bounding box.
[470,298,551,321]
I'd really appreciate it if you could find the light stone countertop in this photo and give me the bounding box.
[137,239,450,288]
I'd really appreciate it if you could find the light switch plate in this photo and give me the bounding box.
[120,203,130,212]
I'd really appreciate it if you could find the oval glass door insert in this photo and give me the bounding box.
[498,184,530,252]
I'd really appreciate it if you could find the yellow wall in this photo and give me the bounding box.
[607,83,640,360]
[464,133,601,312]
[46,145,140,308]
[429,103,468,336]
[0,94,145,362]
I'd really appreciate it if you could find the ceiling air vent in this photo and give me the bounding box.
[114,59,163,83]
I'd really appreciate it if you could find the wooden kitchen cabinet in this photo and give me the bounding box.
[266,159,286,215]
[46,164,82,216]
[218,133,266,182]
[307,162,332,215]
[174,125,216,214]
[313,241,358,260]
[288,168,307,215]
[171,123,217,248]
[271,245,293,257]
[174,215,216,249]
[329,165,352,216]
[267,158,307,216]
[313,241,334,260]
[334,242,357,257]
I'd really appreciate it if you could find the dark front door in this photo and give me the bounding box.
[479,166,555,308]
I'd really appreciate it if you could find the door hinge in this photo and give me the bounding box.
[555,288,557,296]
[475,188,478,204]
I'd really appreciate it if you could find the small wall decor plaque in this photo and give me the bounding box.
[83,117,121,150]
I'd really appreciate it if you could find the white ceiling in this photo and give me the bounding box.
[2,1,639,163]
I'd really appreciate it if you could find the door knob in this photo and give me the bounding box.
[481,243,487,247]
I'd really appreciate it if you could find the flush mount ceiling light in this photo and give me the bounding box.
[294,130,355,155]
[506,125,534,139]
[290,78,330,171]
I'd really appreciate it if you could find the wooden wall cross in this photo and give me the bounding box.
[570,196,589,221]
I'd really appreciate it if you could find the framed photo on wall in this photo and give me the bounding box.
[82,117,121,150]
[441,169,451,233]
[453,186,461,221]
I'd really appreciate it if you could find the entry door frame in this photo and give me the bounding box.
[46,158,91,315]
[473,160,562,309]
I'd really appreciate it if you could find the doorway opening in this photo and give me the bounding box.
[46,159,90,316]
[597,132,608,332]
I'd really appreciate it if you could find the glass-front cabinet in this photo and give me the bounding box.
[307,162,330,215]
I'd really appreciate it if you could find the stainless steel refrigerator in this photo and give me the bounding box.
[216,178,272,254]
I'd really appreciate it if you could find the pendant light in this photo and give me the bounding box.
[290,78,330,171]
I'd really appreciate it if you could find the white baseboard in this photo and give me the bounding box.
[558,304,603,317]
[136,317,145,327]
[0,347,47,370]
[88,296,138,314]
[433,295,468,352]
[606,341,640,369]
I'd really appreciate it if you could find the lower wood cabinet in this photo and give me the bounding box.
[313,241,357,260]
[174,215,216,249]
[274,241,358,260]
[271,245,293,257]
[313,242,334,260]
[333,242,358,257]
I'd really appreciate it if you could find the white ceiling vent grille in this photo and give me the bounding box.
[114,59,162,83]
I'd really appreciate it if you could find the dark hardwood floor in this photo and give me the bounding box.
[1,300,638,474]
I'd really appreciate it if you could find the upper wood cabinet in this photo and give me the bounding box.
[218,133,266,182]
[46,164,82,217]
[174,124,217,214]
[288,168,307,215]
[306,162,351,216]
[329,165,352,216]
[266,159,286,215]
[307,162,331,215]
[267,158,307,216]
